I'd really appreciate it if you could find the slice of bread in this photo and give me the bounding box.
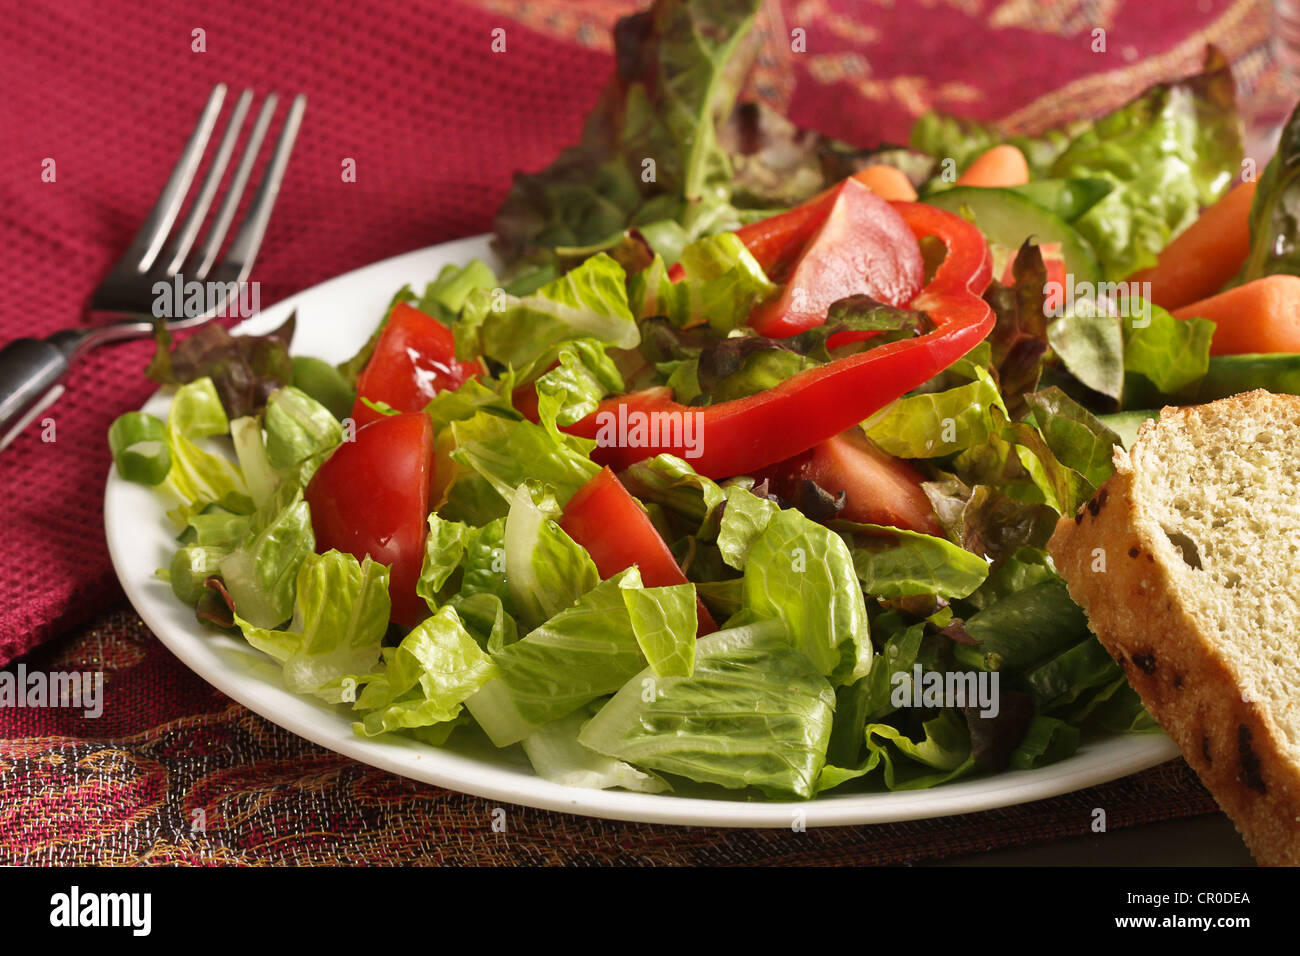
[1048,389,1300,866]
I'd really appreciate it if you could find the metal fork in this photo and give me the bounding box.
[0,84,306,449]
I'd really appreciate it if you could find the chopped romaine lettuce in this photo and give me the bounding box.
[458,254,638,368]
[467,569,645,746]
[235,551,391,704]
[578,621,836,799]
[353,605,496,736]
[521,703,669,793]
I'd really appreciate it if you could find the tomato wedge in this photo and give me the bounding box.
[559,467,717,635]
[748,179,925,337]
[305,412,435,629]
[753,428,942,536]
[352,302,484,428]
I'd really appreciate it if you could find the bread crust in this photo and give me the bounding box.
[1049,424,1300,867]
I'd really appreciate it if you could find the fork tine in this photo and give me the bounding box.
[125,84,226,273]
[162,88,254,277]
[216,93,307,284]
[191,93,278,281]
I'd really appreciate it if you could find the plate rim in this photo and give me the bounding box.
[102,233,1180,828]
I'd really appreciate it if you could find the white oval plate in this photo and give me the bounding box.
[104,234,1179,827]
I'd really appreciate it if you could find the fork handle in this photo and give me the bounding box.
[0,337,72,449]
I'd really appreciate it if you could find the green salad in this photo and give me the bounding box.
[109,0,1300,800]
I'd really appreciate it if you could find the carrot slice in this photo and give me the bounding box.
[1171,274,1300,355]
[955,144,1029,188]
[1129,180,1257,311]
[851,165,918,201]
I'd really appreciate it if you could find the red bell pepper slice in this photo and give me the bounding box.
[568,202,992,479]
[559,467,718,636]
[352,302,485,428]
[667,187,840,284]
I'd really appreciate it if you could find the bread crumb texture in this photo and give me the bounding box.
[1126,391,1300,760]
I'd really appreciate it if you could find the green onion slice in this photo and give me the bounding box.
[108,411,171,485]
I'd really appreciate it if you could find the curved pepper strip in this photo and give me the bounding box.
[570,202,993,480]
[666,189,839,283]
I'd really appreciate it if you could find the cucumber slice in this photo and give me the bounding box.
[1193,353,1300,402]
[1005,178,1112,222]
[924,187,1100,285]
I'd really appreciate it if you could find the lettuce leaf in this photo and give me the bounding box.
[531,338,625,433]
[162,378,250,520]
[733,499,871,682]
[954,406,1089,513]
[723,100,841,208]
[621,454,726,536]
[863,362,1004,458]
[491,0,765,272]
[466,569,646,746]
[622,583,697,677]
[1046,309,1125,400]
[1048,49,1240,279]
[982,240,1050,416]
[288,355,355,421]
[1080,680,1160,734]
[693,335,819,402]
[1024,387,1122,491]
[147,312,295,419]
[842,522,989,600]
[578,621,836,799]
[235,551,391,704]
[963,549,1058,610]
[521,703,670,793]
[1009,716,1081,770]
[630,233,776,332]
[503,482,600,631]
[424,375,520,436]
[353,605,497,736]
[449,411,600,512]
[263,386,343,482]
[451,591,518,653]
[459,254,638,368]
[1121,300,1215,398]
[178,506,252,549]
[953,578,1090,672]
[416,514,474,611]
[458,518,511,607]
[716,485,779,569]
[862,709,975,790]
[217,482,315,629]
[1047,296,1212,410]
[925,477,1060,569]
[1023,637,1130,725]
[228,415,277,509]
